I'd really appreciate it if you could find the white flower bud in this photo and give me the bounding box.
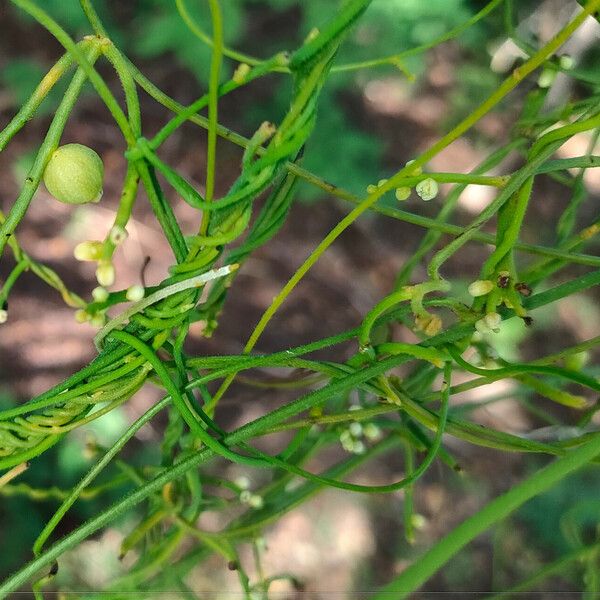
[415,313,442,336]
[363,423,382,441]
[109,225,128,245]
[92,286,109,303]
[352,440,366,455]
[74,240,103,262]
[468,280,494,297]
[248,494,264,509]
[96,261,115,287]
[234,476,251,490]
[90,313,106,328]
[126,285,145,302]
[0,309,7,324]
[305,27,319,43]
[476,312,501,334]
[484,312,502,331]
[405,159,422,175]
[233,63,251,84]
[416,178,439,201]
[240,490,252,504]
[559,55,574,70]
[395,187,411,201]
[349,422,363,437]
[475,318,489,334]
[75,309,91,323]
[538,68,556,88]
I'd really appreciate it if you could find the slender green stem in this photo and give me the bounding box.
[370,432,600,599]
[200,0,224,236]
[11,0,135,144]
[210,0,600,408]
[0,44,101,257]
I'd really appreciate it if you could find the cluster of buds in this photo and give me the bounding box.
[74,225,128,289]
[235,477,263,509]
[367,178,390,195]
[232,62,251,84]
[475,312,502,334]
[339,420,381,455]
[414,312,442,336]
[74,307,106,328]
[468,270,533,335]
[367,161,439,203]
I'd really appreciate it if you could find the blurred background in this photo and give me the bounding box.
[1,0,600,597]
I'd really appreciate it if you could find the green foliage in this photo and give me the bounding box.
[2,0,600,598]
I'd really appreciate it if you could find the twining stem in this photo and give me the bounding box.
[209,0,600,409]
[370,432,600,599]
[11,0,135,144]
[200,0,224,237]
[0,43,102,257]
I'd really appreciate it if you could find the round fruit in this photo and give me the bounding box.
[43,143,104,204]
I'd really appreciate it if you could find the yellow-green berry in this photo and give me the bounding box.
[43,143,104,205]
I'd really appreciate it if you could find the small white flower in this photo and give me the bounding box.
[405,159,422,175]
[411,513,427,530]
[484,312,502,331]
[395,187,411,201]
[349,422,363,437]
[340,430,354,452]
[416,178,439,201]
[468,280,494,297]
[75,309,91,323]
[74,240,103,262]
[352,440,366,455]
[90,313,106,328]
[363,423,382,441]
[559,55,574,70]
[415,313,442,336]
[248,494,264,509]
[92,287,109,303]
[239,490,252,504]
[96,261,115,287]
[0,309,7,324]
[475,312,501,334]
[126,285,145,302]
[233,63,251,84]
[538,68,556,88]
[234,476,251,491]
